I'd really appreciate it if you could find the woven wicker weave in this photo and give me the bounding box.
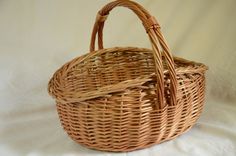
[48,0,208,152]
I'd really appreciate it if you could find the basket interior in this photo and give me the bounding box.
[62,48,206,96]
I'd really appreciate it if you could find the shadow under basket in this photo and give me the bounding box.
[48,0,208,152]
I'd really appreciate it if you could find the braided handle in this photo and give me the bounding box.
[90,0,177,109]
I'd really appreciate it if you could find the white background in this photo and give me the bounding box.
[0,0,236,156]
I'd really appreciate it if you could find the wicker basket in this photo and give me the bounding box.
[48,0,208,152]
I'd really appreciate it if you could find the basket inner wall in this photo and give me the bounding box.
[64,49,204,97]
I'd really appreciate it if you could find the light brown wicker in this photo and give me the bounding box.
[48,0,208,152]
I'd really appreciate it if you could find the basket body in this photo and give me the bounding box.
[49,47,207,152]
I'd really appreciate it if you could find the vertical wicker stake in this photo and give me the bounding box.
[48,0,208,152]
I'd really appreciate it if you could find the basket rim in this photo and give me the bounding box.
[48,47,208,103]
[60,46,208,74]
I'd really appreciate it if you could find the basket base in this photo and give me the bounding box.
[70,125,192,152]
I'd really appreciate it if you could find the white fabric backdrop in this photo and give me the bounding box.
[0,0,236,156]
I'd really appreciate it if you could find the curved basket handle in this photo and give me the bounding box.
[90,0,177,109]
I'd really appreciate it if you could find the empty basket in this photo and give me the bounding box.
[48,0,208,152]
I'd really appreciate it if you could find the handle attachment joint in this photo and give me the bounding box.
[143,16,160,32]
